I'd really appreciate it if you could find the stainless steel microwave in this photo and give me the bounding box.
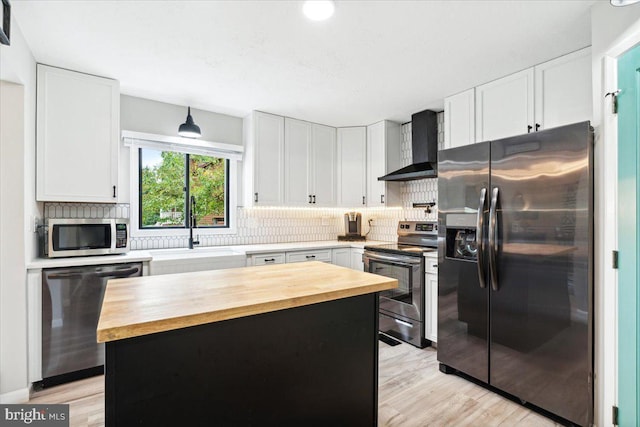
[40,218,130,258]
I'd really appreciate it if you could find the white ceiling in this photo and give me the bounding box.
[13,0,596,127]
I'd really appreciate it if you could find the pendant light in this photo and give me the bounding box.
[178,107,201,138]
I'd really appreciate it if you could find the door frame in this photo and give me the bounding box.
[601,27,640,425]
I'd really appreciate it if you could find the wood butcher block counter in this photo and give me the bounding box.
[98,262,397,427]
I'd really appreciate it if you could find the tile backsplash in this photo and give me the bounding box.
[44,203,130,220]
[44,113,443,249]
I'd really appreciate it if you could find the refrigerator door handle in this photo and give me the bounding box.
[489,187,499,291]
[476,188,487,289]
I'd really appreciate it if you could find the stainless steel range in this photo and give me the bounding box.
[364,221,437,348]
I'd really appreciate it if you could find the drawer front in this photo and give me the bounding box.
[252,253,286,266]
[425,255,438,275]
[286,249,332,263]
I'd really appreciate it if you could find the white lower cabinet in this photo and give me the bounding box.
[249,247,364,270]
[351,248,364,271]
[331,248,351,268]
[425,254,438,343]
[249,253,286,266]
[286,249,332,263]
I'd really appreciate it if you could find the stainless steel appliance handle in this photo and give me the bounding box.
[363,251,422,266]
[476,187,487,289]
[95,267,141,278]
[394,318,413,328]
[488,187,499,291]
[46,272,84,280]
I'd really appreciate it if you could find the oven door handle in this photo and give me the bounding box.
[363,252,422,266]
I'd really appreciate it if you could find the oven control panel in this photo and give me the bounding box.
[398,221,438,234]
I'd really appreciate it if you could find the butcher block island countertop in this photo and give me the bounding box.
[97,261,397,342]
[99,261,397,426]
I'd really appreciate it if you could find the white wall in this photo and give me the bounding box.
[590,2,640,426]
[0,18,37,402]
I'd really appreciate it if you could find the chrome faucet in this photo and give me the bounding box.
[189,195,200,249]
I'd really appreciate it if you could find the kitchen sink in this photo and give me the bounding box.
[148,246,247,275]
[148,247,245,258]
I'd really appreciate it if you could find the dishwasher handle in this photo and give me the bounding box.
[95,267,141,278]
[46,272,84,280]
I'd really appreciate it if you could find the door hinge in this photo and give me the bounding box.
[605,90,621,114]
[612,405,619,425]
[613,250,619,269]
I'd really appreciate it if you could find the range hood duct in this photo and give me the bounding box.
[378,109,438,181]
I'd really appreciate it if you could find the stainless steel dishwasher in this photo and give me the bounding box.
[41,262,142,386]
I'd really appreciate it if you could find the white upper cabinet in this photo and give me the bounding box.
[336,127,367,207]
[36,64,119,202]
[443,88,475,149]
[534,47,592,131]
[475,68,535,143]
[310,123,336,207]
[284,118,336,207]
[453,48,592,147]
[243,111,285,206]
[366,120,402,207]
[284,118,313,206]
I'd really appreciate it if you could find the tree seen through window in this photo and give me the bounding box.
[140,148,227,228]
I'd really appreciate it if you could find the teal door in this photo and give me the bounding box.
[618,43,640,426]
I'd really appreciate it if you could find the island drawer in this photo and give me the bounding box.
[286,249,332,264]
[251,253,286,266]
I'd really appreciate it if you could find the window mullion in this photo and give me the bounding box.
[185,154,190,229]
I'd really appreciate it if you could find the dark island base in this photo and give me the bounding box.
[105,293,380,427]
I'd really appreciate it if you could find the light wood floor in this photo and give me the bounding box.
[30,341,561,426]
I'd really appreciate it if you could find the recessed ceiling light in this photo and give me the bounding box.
[303,1,335,21]
[611,0,640,6]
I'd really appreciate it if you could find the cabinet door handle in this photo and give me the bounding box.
[312,195,316,204]
[527,125,533,133]
[535,123,541,132]
[264,258,275,263]
[308,195,312,204]
[113,185,117,198]
[254,193,259,203]
[432,264,438,268]
[362,196,366,205]
[381,194,385,204]
[306,255,316,259]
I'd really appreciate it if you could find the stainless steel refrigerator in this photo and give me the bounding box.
[437,121,593,426]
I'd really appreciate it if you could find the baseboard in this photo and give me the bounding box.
[0,387,30,404]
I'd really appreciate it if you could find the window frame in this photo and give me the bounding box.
[137,150,230,231]
[125,131,239,238]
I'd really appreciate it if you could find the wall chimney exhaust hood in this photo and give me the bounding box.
[378,109,438,181]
